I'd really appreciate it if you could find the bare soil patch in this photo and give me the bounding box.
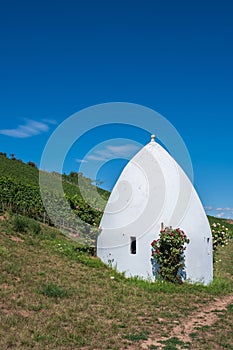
[137,294,233,349]
[10,236,24,242]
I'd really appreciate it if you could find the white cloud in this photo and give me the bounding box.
[204,206,213,211]
[216,212,225,218]
[216,207,233,212]
[42,118,57,125]
[204,206,233,219]
[0,119,56,138]
[106,144,140,157]
[76,159,88,164]
[87,144,140,162]
[87,154,107,161]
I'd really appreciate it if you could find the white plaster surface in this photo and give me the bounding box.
[97,139,213,285]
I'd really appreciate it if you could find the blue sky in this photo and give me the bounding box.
[0,0,233,219]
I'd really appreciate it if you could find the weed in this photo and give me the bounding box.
[39,283,70,298]
[125,331,149,341]
[29,303,45,311]
[0,245,9,256]
[118,323,126,328]
[159,337,189,350]
[189,332,198,339]
[199,325,211,331]
[33,333,55,344]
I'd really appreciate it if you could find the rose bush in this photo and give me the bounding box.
[151,227,190,283]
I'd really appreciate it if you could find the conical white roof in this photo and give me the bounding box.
[97,136,213,285]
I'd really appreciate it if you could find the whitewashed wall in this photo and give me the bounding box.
[97,139,213,285]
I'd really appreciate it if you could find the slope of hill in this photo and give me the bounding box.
[208,215,233,234]
[0,154,110,200]
[1,153,233,348]
[0,214,232,349]
[0,154,110,244]
[0,154,39,186]
[0,152,232,244]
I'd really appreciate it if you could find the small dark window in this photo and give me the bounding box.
[130,236,136,254]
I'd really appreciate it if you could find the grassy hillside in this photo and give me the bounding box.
[208,215,233,235]
[0,154,110,242]
[0,154,39,186]
[1,153,232,228]
[0,214,233,350]
[0,154,110,200]
[1,153,233,349]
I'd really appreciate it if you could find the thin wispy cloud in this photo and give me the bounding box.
[41,118,57,125]
[204,206,233,219]
[76,159,88,164]
[0,118,56,138]
[216,207,233,211]
[204,206,213,211]
[87,144,140,162]
[216,212,225,218]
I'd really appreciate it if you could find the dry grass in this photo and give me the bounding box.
[0,215,232,349]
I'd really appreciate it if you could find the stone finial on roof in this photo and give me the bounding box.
[151,134,155,142]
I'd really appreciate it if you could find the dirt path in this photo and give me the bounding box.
[136,294,233,349]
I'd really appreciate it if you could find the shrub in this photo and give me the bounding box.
[211,222,229,251]
[151,227,190,283]
[28,220,41,235]
[12,215,28,232]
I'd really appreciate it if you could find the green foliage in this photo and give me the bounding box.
[28,219,41,234]
[0,176,103,244]
[49,240,102,268]
[0,154,39,185]
[63,171,110,201]
[0,177,45,220]
[125,331,149,341]
[27,161,37,168]
[208,216,233,238]
[40,283,69,298]
[159,337,189,349]
[151,227,190,283]
[0,215,233,350]
[12,215,28,232]
[0,245,9,257]
[12,215,42,235]
[210,222,230,251]
[0,155,110,246]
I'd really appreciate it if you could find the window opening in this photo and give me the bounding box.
[130,236,136,254]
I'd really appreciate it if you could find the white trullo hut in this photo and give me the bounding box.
[97,135,213,285]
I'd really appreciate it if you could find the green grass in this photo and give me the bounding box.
[188,303,233,349]
[159,337,190,349]
[40,283,70,298]
[0,215,233,349]
[125,331,149,341]
[1,153,232,349]
[0,154,39,186]
[208,215,233,237]
[0,154,110,200]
